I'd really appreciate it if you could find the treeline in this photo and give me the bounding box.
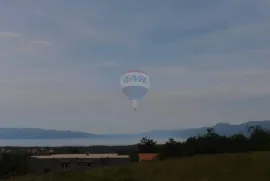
[0,145,137,154]
[137,126,270,160]
[0,153,30,178]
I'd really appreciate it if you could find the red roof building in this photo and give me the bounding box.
[138,153,159,161]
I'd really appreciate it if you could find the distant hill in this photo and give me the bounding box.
[0,128,99,139]
[142,120,270,138]
[0,120,270,139]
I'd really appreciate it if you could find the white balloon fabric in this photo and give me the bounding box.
[120,70,150,110]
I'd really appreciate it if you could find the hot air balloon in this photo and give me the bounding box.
[120,70,150,110]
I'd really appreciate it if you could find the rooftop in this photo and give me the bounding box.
[31,153,129,159]
[138,153,158,161]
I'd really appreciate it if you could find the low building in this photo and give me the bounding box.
[138,153,159,161]
[28,153,130,174]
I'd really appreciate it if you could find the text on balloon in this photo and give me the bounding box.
[123,74,147,84]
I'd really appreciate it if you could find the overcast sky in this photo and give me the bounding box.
[0,0,270,134]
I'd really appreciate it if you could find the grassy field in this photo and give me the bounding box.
[13,152,270,181]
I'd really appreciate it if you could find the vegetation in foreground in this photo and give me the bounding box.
[12,151,270,181]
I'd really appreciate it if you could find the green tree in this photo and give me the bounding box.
[248,126,270,150]
[160,138,181,159]
[138,137,158,153]
[228,134,248,153]
[0,153,12,177]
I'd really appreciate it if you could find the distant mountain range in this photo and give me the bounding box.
[0,120,270,139]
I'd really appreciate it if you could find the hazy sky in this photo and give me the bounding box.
[0,0,270,134]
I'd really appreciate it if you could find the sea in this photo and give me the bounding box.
[0,137,185,147]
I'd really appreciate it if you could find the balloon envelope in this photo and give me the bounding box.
[122,86,148,101]
[120,71,150,109]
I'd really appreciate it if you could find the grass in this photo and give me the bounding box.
[12,152,270,181]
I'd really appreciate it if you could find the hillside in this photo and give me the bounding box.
[12,152,270,181]
[143,120,270,138]
[0,120,270,139]
[0,128,99,139]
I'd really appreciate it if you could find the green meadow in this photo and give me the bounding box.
[13,151,270,181]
